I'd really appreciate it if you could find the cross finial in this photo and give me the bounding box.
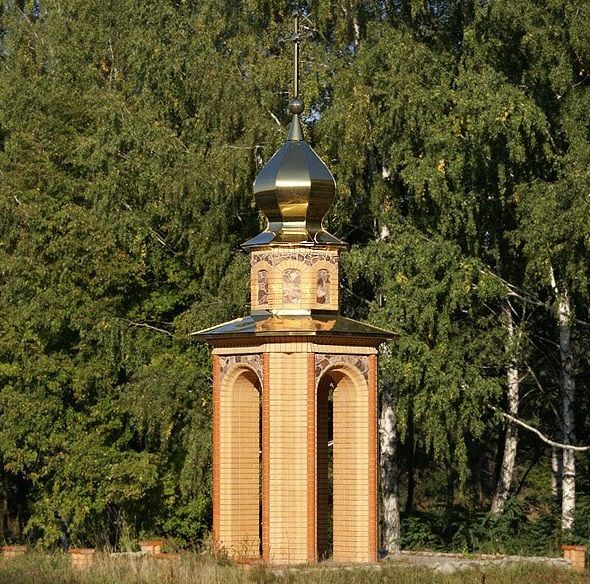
[292,9,301,100]
[287,9,304,140]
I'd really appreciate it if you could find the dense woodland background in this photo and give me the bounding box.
[0,0,589,554]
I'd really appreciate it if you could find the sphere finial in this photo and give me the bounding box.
[288,97,304,115]
[240,9,346,251]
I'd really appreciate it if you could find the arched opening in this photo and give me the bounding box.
[316,269,330,305]
[316,367,369,562]
[257,269,269,305]
[282,268,301,304]
[316,376,333,560]
[218,367,262,559]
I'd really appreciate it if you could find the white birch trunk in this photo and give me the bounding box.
[551,448,561,497]
[353,18,360,49]
[559,290,575,532]
[551,442,563,498]
[551,374,563,497]
[379,389,400,553]
[550,267,576,532]
[491,305,519,514]
[376,214,399,553]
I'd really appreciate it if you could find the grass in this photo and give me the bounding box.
[0,552,587,584]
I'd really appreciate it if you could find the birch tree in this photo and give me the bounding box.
[1,0,590,549]
[510,0,590,528]
[516,179,589,533]
[379,382,400,553]
[550,270,577,531]
[490,304,521,514]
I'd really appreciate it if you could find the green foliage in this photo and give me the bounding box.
[0,0,254,546]
[570,496,590,547]
[401,498,564,556]
[344,226,505,485]
[401,515,444,550]
[0,0,589,552]
[161,496,210,545]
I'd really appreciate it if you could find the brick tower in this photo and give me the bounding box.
[192,14,394,565]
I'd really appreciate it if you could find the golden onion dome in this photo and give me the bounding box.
[242,98,346,250]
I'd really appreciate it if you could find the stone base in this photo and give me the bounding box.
[562,545,587,572]
[1,545,27,559]
[69,548,95,570]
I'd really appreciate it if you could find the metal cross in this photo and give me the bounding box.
[291,10,301,98]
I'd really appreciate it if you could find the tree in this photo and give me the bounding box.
[1,0,589,551]
[0,0,265,545]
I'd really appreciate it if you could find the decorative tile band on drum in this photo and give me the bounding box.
[219,354,263,384]
[252,251,339,267]
[314,354,369,385]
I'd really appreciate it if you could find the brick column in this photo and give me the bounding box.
[212,354,220,549]
[262,353,270,561]
[368,354,378,562]
[307,353,317,563]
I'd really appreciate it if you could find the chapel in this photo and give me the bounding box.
[192,15,394,564]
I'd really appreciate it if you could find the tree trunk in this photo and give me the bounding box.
[551,444,563,498]
[379,387,400,553]
[352,14,361,49]
[376,217,400,553]
[550,267,576,532]
[491,304,520,514]
[551,391,563,498]
[559,291,576,532]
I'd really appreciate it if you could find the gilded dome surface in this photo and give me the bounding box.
[242,113,345,250]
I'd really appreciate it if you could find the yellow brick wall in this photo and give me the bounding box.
[332,369,370,562]
[267,352,309,564]
[213,341,378,565]
[218,368,261,559]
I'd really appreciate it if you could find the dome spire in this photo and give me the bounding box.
[242,10,345,251]
[287,10,304,141]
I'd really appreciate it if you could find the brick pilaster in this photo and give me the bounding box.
[368,354,378,562]
[307,353,317,562]
[212,354,220,549]
[262,353,271,561]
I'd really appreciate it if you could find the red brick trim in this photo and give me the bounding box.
[368,354,378,562]
[262,353,271,561]
[212,354,220,550]
[307,352,317,562]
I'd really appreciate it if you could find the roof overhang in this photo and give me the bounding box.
[190,312,397,346]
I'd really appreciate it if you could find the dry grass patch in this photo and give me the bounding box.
[0,552,587,584]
